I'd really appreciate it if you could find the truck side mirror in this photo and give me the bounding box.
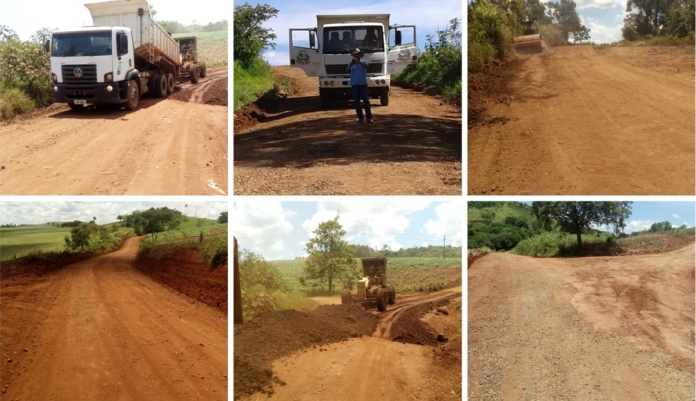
[309,31,316,49]
[44,39,50,53]
[119,35,129,54]
[395,31,402,46]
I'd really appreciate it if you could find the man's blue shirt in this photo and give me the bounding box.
[347,60,369,86]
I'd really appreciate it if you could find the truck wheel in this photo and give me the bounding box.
[341,289,352,305]
[376,288,387,311]
[319,90,329,108]
[380,91,389,106]
[190,68,199,84]
[124,80,139,111]
[166,73,175,94]
[199,63,207,78]
[388,286,396,305]
[155,74,168,98]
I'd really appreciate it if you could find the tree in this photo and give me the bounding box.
[233,3,279,64]
[126,207,182,243]
[65,223,91,250]
[302,219,357,292]
[525,0,552,24]
[217,211,228,224]
[239,250,288,292]
[650,221,673,231]
[547,0,591,42]
[532,202,632,246]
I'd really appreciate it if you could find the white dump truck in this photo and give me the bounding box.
[45,0,206,111]
[289,14,417,107]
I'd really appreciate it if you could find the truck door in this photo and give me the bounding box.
[387,25,418,74]
[289,28,321,77]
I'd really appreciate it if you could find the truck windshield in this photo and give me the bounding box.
[52,32,112,57]
[323,26,384,54]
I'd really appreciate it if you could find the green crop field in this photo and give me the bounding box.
[468,202,535,224]
[155,217,227,242]
[174,31,227,67]
[270,257,462,294]
[0,224,71,261]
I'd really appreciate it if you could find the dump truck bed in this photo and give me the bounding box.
[85,0,180,67]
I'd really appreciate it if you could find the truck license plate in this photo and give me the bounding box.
[74,100,86,105]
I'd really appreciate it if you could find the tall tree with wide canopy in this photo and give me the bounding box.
[532,202,632,246]
[302,218,357,292]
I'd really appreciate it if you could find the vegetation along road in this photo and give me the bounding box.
[469,45,694,195]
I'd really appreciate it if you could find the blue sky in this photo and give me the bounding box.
[1,0,229,41]
[232,199,464,260]
[234,0,463,65]
[0,201,228,225]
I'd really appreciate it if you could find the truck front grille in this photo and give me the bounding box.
[326,63,382,75]
[62,65,97,84]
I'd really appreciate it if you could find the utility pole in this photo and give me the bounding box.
[443,234,446,258]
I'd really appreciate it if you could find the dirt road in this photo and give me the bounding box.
[234,66,461,195]
[468,244,695,400]
[0,237,228,401]
[235,287,462,400]
[0,66,228,195]
[469,45,695,195]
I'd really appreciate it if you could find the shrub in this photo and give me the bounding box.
[512,231,564,257]
[0,88,35,120]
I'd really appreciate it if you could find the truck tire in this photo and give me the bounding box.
[376,288,387,311]
[380,91,389,106]
[190,67,199,84]
[388,286,396,305]
[166,73,175,94]
[341,289,352,305]
[319,89,329,108]
[154,74,168,98]
[199,63,207,78]
[124,80,139,111]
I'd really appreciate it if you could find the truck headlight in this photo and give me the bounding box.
[323,80,329,86]
[104,72,113,82]
[53,86,58,92]
[329,81,334,86]
[106,85,113,92]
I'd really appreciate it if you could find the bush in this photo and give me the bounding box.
[0,88,35,120]
[512,231,565,257]
[233,57,274,110]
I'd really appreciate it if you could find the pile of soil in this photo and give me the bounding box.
[467,57,520,128]
[234,304,377,399]
[390,298,451,346]
[201,76,228,106]
[134,247,227,312]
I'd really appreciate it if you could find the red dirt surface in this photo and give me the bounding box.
[0,66,228,195]
[0,237,227,401]
[468,45,695,195]
[134,246,228,313]
[234,66,462,195]
[234,286,462,400]
[468,243,695,400]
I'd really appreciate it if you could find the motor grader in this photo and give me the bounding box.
[513,21,545,52]
[341,257,395,311]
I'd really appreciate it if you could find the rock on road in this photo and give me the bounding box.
[0,237,228,401]
[0,66,228,195]
[468,244,695,401]
[469,45,695,195]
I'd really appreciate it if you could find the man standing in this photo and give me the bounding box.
[345,48,374,123]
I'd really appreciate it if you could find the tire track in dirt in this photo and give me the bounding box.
[468,45,695,195]
[468,244,695,401]
[0,237,227,401]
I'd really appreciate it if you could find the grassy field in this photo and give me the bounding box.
[468,202,534,224]
[174,30,227,67]
[154,217,227,243]
[271,257,462,294]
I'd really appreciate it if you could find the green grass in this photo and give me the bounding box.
[173,30,227,67]
[233,58,274,110]
[154,217,227,243]
[468,203,534,224]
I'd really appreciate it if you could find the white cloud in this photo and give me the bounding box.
[232,200,294,252]
[301,199,431,251]
[423,201,463,247]
[575,0,623,10]
[262,50,290,67]
[673,214,680,218]
[579,14,623,44]
[624,219,654,233]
